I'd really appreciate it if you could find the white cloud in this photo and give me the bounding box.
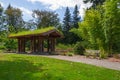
[27,0,92,19]
[79,2,92,19]
[0,1,4,7]
[18,7,32,15]
[13,6,33,21]
[18,7,33,21]
[27,0,82,10]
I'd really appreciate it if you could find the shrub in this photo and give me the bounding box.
[67,52,74,56]
[74,42,85,55]
[84,50,100,58]
[0,46,6,50]
[4,39,17,51]
[57,43,68,49]
[99,53,108,59]
[99,48,108,59]
[56,43,74,50]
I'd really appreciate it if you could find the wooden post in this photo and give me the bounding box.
[18,38,21,53]
[38,37,44,53]
[18,38,25,53]
[31,37,36,53]
[42,39,44,52]
[31,37,37,53]
[36,38,38,53]
[51,38,55,52]
[21,38,25,53]
[47,39,50,53]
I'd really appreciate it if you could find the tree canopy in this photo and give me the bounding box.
[72,0,120,56]
[5,4,24,33]
[33,10,59,29]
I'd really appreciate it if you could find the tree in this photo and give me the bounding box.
[72,5,80,28]
[5,4,24,33]
[3,4,25,51]
[103,0,120,54]
[32,10,59,28]
[84,0,105,8]
[24,20,37,30]
[0,4,7,42]
[0,4,6,31]
[63,7,72,32]
[4,39,17,51]
[71,6,106,55]
[61,7,81,44]
[0,4,3,16]
[72,0,120,56]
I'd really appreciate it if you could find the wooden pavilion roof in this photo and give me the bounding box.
[9,27,63,38]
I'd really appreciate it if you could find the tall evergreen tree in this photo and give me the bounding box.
[63,7,71,32]
[72,5,80,28]
[60,7,81,44]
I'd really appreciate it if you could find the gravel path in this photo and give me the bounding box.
[43,55,120,71]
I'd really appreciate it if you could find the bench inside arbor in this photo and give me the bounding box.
[9,27,63,54]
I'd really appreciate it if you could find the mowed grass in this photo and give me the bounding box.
[0,53,120,80]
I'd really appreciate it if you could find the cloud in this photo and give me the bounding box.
[18,7,32,15]
[0,1,4,7]
[27,0,92,18]
[18,7,33,21]
[13,6,33,21]
[79,2,92,19]
[27,0,82,10]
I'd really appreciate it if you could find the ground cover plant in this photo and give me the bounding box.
[9,27,56,38]
[0,53,120,80]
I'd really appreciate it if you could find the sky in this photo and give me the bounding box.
[0,0,92,21]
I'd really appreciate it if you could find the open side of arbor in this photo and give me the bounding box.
[9,27,63,54]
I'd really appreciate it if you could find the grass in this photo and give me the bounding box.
[0,53,120,80]
[9,27,62,38]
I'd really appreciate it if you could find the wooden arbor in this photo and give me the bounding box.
[9,27,63,54]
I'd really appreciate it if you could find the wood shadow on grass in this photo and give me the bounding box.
[0,59,45,80]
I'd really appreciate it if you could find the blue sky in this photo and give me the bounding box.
[0,0,91,21]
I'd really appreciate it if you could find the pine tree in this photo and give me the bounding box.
[63,7,71,32]
[61,7,82,44]
[72,5,80,28]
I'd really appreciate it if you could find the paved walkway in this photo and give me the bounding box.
[43,55,120,71]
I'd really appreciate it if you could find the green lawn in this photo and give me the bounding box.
[0,53,120,80]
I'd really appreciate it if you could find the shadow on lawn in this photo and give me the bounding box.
[0,59,45,80]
